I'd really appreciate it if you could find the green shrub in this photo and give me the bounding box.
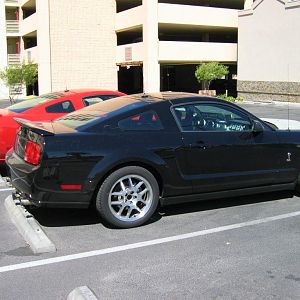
[217,94,244,102]
[195,62,229,90]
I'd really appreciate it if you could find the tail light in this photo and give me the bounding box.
[24,141,41,165]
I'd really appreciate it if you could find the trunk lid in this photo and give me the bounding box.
[0,108,18,117]
[14,118,76,135]
[13,119,76,164]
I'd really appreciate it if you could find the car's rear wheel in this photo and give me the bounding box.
[296,174,300,193]
[95,166,159,228]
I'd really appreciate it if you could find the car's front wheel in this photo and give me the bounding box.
[95,166,159,228]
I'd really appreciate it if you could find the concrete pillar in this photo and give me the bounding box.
[36,0,52,94]
[142,0,160,93]
[0,1,9,98]
[244,0,254,10]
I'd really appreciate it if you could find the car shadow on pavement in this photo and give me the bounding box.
[28,191,295,228]
[159,191,295,217]
[28,206,162,228]
[0,165,8,177]
[27,207,102,227]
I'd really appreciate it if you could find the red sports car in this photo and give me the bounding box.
[0,89,126,164]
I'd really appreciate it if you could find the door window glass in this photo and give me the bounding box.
[173,103,252,132]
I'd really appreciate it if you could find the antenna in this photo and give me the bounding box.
[287,64,290,131]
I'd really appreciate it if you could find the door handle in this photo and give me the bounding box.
[190,141,208,149]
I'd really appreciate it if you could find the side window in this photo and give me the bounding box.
[46,101,75,113]
[118,110,164,131]
[83,95,120,106]
[173,103,253,132]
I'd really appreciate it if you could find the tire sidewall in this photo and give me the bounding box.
[96,166,159,228]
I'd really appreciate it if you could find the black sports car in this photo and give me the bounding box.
[6,92,300,228]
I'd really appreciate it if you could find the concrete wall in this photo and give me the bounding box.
[35,0,51,94]
[115,5,143,31]
[48,0,117,92]
[142,0,160,93]
[158,3,238,28]
[20,11,36,36]
[116,42,144,62]
[0,1,8,98]
[159,41,237,63]
[238,0,300,102]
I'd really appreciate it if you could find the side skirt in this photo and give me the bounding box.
[160,182,296,206]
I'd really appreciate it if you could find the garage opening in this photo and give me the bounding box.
[118,65,143,95]
[160,64,237,97]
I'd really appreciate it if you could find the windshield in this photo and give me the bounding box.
[56,95,146,129]
[8,93,64,113]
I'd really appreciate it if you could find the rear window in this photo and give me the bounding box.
[8,93,64,113]
[83,94,121,106]
[46,100,75,113]
[56,96,147,129]
[118,111,163,131]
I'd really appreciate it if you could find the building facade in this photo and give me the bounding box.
[1,0,248,97]
[238,0,300,102]
[116,0,245,95]
[1,0,117,97]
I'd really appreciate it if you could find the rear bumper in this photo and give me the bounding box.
[6,150,93,208]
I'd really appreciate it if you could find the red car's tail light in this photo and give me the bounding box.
[60,184,82,190]
[24,141,41,165]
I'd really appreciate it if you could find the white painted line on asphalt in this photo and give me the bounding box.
[1,210,300,274]
[0,188,14,192]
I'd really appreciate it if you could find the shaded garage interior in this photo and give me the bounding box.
[118,64,237,96]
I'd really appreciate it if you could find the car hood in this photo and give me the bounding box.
[261,118,300,130]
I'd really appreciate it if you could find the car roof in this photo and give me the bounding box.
[125,92,200,102]
[56,89,124,97]
[55,92,255,131]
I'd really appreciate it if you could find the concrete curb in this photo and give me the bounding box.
[0,175,8,188]
[242,100,300,107]
[4,195,56,254]
[67,286,98,300]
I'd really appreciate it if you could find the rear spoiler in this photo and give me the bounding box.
[14,118,55,136]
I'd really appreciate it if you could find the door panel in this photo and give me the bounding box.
[274,131,300,183]
[172,102,281,194]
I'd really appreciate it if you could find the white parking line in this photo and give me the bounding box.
[0,188,14,192]
[1,210,300,274]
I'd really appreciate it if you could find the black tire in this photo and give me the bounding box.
[95,166,159,228]
[296,174,300,194]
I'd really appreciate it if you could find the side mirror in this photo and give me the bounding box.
[252,120,264,133]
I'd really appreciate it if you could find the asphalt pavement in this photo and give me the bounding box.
[1,189,300,299]
[1,100,300,299]
[237,100,300,121]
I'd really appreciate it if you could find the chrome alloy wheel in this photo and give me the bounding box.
[108,175,153,222]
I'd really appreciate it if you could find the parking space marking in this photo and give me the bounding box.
[0,188,14,192]
[1,210,300,274]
